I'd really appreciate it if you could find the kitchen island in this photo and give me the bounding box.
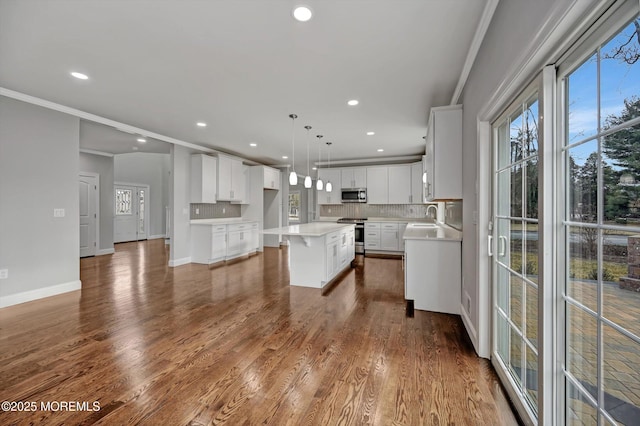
[263,222,355,288]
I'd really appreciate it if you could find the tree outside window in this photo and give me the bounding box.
[289,191,300,222]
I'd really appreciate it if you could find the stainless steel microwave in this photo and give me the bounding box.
[341,188,367,203]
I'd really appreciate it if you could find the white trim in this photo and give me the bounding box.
[314,155,422,167]
[0,280,82,308]
[147,234,166,240]
[450,0,500,105]
[168,257,191,267]
[491,355,537,426]
[0,87,215,154]
[80,148,114,158]
[459,303,479,351]
[96,248,115,256]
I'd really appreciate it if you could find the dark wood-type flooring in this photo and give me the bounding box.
[0,239,518,425]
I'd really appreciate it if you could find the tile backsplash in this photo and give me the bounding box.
[320,204,437,220]
[444,200,462,231]
[190,202,241,219]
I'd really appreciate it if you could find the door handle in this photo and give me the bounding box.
[488,235,493,257]
[499,236,507,257]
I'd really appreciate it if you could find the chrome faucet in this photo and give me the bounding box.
[426,204,438,221]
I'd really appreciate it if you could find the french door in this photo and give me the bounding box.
[114,183,148,243]
[492,80,541,422]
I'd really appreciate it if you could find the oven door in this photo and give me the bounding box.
[354,224,365,254]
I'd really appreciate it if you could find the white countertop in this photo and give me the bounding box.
[263,222,354,237]
[367,217,434,224]
[402,223,462,241]
[190,218,257,225]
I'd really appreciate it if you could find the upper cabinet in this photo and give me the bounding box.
[217,154,246,203]
[263,166,281,190]
[366,166,389,204]
[318,168,342,204]
[424,105,462,201]
[411,161,424,204]
[341,167,366,189]
[388,165,412,204]
[190,154,217,203]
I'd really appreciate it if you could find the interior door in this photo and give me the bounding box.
[114,184,148,243]
[79,174,97,257]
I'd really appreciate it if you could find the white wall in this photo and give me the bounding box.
[114,152,170,239]
[460,0,587,355]
[79,152,114,252]
[169,145,194,265]
[0,96,80,307]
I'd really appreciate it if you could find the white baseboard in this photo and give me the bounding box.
[0,280,82,308]
[168,257,191,267]
[96,248,115,256]
[148,234,166,240]
[460,303,485,358]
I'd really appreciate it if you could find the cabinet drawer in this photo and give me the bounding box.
[365,230,380,240]
[381,223,398,230]
[228,223,254,232]
[211,225,227,233]
[365,241,381,249]
[365,222,381,230]
[327,231,340,242]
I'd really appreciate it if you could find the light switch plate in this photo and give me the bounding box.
[0,269,8,279]
[53,208,65,218]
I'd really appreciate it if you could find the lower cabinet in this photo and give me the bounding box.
[191,221,258,264]
[365,222,407,254]
[324,227,354,283]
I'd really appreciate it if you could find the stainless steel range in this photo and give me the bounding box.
[337,217,367,254]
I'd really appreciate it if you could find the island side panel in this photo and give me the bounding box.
[288,235,326,288]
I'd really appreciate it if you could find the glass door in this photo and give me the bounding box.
[492,83,540,421]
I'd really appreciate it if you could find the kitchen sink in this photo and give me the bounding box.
[408,223,438,228]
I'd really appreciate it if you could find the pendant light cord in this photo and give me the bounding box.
[289,114,297,173]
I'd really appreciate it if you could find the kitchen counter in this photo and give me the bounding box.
[191,218,256,225]
[402,223,462,241]
[263,222,353,237]
[262,223,355,288]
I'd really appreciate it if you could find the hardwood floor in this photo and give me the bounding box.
[0,239,518,425]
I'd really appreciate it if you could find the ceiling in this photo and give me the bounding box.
[0,0,490,171]
[80,120,170,155]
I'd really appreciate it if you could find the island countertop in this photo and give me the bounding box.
[402,223,462,242]
[263,222,354,237]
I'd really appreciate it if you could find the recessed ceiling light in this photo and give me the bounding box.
[282,156,288,159]
[196,122,207,127]
[293,6,312,22]
[137,138,147,143]
[367,131,375,136]
[347,99,359,106]
[250,143,257,147]
[312,167,317,170]
[377,148,384,152]
[70,71,88,80]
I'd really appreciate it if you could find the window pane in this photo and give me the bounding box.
[525,344,539,414]
[603,324,640,424]
[566,380,598,425]
[510,274,524,331]
[526,283,538,350]
[600,19,640,129]
[497,122,510,169]
[510,112,524,163]
[603,125,640,226]
[524,222,538,284]
[568,226,599,312]
[497,169,512,216]
[509,325,523,387]
[567,304,597,400]
[496,312,510,366]
[525,158,539,219]
[115,189,132,215]
[568,140,598,223]
[524,98,539,157]
[497,264,510,312]
[568,53,598,144]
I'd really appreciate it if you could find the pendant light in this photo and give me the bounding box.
[325,142,333,193]
[288,114,298,186]
[304,125,312,188]
[315,135,324,191]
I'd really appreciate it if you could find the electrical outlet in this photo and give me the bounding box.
[222,208,226,214]
[0,269,8,279]
[195,208,200,215]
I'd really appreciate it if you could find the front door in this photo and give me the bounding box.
[114,184,148,243]
[79,173,97,257]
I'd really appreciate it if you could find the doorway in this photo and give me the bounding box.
[114,183,149,243]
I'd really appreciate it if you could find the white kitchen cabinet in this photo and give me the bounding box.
[410,161,423,204]
[190,154,217,203]
[318,168,342,204]
[340,167,367,189]
[263,166,281,190]
[388,165,412,204]
[380,223,400,251]
[364,222,381,250]
[404,238,461,314]
[227,223,255,258]
[424,105,462,201]
[399,223,408,252]
[217,154,246,203]
[366,167,388,204]
[190,224,227,264]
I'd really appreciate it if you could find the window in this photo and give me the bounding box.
[561,12,640,425]
[115,188,132,215]
[289,191,300,222]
